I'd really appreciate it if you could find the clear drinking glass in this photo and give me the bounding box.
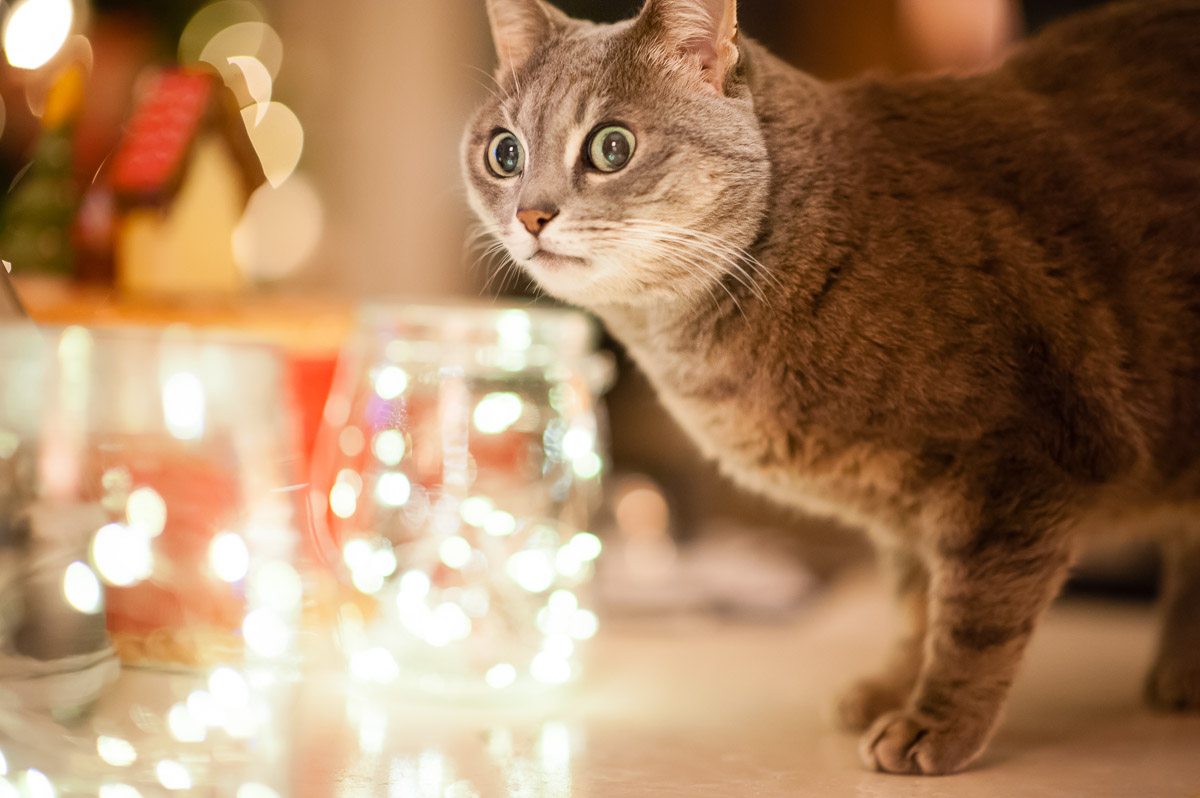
[310,303,612,698]
[0,324,305,796]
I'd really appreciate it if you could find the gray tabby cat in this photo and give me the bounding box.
[462,0,1200,775]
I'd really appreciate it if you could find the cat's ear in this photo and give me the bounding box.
[485,0,570,76]
[639,0,740,94]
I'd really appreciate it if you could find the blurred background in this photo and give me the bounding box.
[0,0,1150,602]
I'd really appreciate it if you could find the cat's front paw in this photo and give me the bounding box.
[1145,655,1200,712]
[834,678,910,732]
[859,709,990,775]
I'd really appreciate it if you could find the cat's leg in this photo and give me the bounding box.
[860,517,1074,775]
[835,544,928,732]
[1145,528,1200,710]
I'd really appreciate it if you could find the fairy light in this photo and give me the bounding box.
[567,609,599,640]
[374,366,408,400]
[162,372,206,441]
[22,770,54,798]
[63,561,102,614]
[167,704,206,743]
[99,785,143,798]
[242,608,290,657]
[209,667,250,708]
[530,652,571,685]
[573,451,603,479]
[483,509,516,537]
[485,663,516,689]
[209,531,250,582]
[187,690,224,727]
[126,486,167,536]
[97,736,138,768]
[249,561,303,611]
[473,393,523,434]
[350,647,399,684]
[156,760,192,791]
[372,430,406,465]
[506,550,555,593]
[3,0,73,70]
[92,522,154,586]
[439,536,472,569]
[375,472,411,506]
[562,427,594,460]
[459,496,492,526]
[237,783,282,798]
[329,482,357,519]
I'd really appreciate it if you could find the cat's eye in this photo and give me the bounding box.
[486,130,524,178]
[587,125,636,173]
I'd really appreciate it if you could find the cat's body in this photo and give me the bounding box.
[465,0,1200,775]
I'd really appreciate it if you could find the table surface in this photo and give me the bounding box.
[289,573,1200,798]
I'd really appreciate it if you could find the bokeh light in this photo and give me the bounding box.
[3,0,73,70]
[63,561,102,614]
[232,174,324,281]
[240,102,303,187]
[162,372,206,441]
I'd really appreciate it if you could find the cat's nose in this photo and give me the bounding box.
[516,207,558,237]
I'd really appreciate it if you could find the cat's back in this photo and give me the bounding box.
[1004,0,1200,165]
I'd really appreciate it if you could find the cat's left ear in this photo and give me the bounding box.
[485,0,571,76]
[639,0,739,94]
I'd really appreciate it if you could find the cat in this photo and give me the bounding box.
[462,0,1200,775]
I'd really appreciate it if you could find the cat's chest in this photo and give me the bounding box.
[632,344,917,532]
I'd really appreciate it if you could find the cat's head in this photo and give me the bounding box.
[462,0,770,309]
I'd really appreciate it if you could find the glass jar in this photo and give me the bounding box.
[0,324,305,796]
[311,303,612,698]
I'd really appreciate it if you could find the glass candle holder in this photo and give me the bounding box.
[0,324,305,796]
[311,303,612,698]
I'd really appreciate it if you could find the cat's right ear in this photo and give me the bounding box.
[485,0,570,76]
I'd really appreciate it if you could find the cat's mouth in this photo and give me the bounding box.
[528,249,588,269]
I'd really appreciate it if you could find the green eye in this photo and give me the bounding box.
[487,130,524,177]
[588,125,635,173]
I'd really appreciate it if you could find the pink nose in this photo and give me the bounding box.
[517,208,557,237]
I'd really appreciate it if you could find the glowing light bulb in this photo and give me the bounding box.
[483,510,516,537]
[372,430,406,465]
[485,663,517,689]
[242,609,290,657]
[162,372,205,440]
[99,785,143,798]
[209,531,250,582]
[562,427,594,459]
[92,523,153,586]
[573,451,603,479]
[373,366,408,400]
[3,0,73,70]
[126,486,167,536]
[473,392,523,434]
[375,472,411,507]
[568,609,599,640]
[439,536,472,569]
[506,550,555,593]
[209,667,250,708]
[329,483,357,519]
[460,496,493,526]
[97,736,137,768]
[237,784,281,798]
[167,704,206,743]
[63,561,102,614]
[156,760,192,791]
[23,770,54,798]
[530,652,571,685]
